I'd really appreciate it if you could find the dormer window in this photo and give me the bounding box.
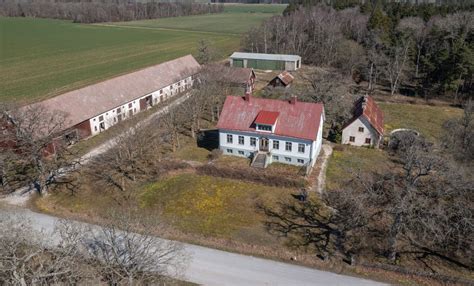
[254,110,279,133]
[257,124,272,131]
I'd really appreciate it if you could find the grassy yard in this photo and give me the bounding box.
[36,172,292,245]
[326,146,391,191]
[0,17,239,103]
[379,102,462,142]
[140,174,289,240]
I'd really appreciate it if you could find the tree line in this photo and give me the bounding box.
[0,0,224,23]
[244,2,473,101]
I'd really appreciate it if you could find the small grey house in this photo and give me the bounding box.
[230,52,301,71]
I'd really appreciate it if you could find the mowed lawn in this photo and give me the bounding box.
[107,4,285,35]
[379,102,463,142]
[0,17,239,103]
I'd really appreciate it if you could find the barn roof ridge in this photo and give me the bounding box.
[24,55,200,131]
[230,52,301,62]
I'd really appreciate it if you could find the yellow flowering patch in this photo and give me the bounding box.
[140,174,289,237]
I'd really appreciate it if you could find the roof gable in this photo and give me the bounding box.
[277,71,294,86]
[217,96,324,141]
[344,96,384,135]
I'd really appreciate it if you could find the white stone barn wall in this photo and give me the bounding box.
[89,76,193,136]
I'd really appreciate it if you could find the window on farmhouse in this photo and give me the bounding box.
[365,138,372,144]
[128,103,132,108]
[227,149,233,154]
[227,134,233,144]
[358,127,364,132]
[99,115,104,122]
[297,159,304,164]
[238,151,244,155]
[285,157,291,162]
[257,125,272,131]
[250,137,256,146]
[298,144,305,153]
[349,136,355,142]
[117,107,121,114]
[272,155,279,161]
[285,142,292,151]
[238,136,244,145]
[160,90,163,94]
[273,140,279,150]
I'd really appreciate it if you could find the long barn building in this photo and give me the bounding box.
[24,55,200,145]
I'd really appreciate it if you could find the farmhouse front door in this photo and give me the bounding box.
[260,138,269,152]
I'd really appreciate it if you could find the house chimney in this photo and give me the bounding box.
[244,92,251,102]
[290,95,297,105]
[362,95,368,109]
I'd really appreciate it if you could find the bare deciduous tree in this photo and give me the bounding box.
[0,215,85,285]
[86,123,178,202]
[84,211,188,285]
[0,105,79,196]
[0,213,188,285]
[442,99,474,162]
[260,132,473,271]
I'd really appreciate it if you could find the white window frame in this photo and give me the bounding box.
[250,137,256,146]
[298,143,305,153]
[273,140,279,150]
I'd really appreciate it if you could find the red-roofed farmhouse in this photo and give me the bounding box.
[217,94,325,168]
[342,96,384,148]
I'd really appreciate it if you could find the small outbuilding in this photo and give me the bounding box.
[230,52,301,71]
[218,67,256,94]
[268,71,294,88]
[341,95,384,148]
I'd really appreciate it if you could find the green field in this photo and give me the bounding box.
[1,4,284,103]
[223,3,287,14]
[0,17,240,103]
[106,4,285,35]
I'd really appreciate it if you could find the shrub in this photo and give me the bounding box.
[208,149,223,161]
[197,164,306,188]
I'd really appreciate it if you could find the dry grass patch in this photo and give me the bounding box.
[139,173,290,240]
[326,145,391,191]
[379,102,462,142]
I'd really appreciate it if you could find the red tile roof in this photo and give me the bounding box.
[255,111,280,125]
[344,96,384,135]
[277,71,294,86]
[217,95,324,141]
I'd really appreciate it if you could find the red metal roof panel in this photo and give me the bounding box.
[255,110,280,125]
[217,96,324,141]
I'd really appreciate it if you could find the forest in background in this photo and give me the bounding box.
[244,0,473,101]
[0,0,224,23]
